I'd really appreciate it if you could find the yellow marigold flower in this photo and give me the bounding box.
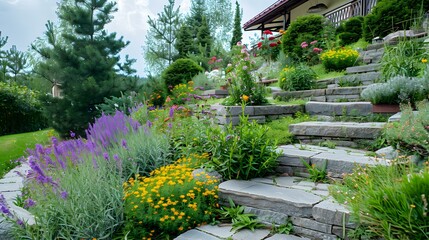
[242,94,249,102]
[411,204,416,208]
[422,58,428,63]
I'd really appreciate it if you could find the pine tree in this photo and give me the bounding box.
[143,0,180,74]
[197,16,213,57]
[175,23,194,59]
[231,1,243,48]
[205,0,233,50]
[187,0,206,54]
[0,32,8,82]
[38,0,136,137]
[5,45,28,83]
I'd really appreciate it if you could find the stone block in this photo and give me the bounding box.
[290,216,332,233]
[346,63,380,74]
[266,234,310,240]
[197,224,234,239]
[305,102,372,116]
[277,146,321,167]
[211,104,254,116]
[293,226,338,240]
[332,226,354,239]
[312,199,355,228]
[310,96,326,102]
[273,89,325,100]
[244,206,289,225]
[325,87,365,95]
[326,95,361,102]
[174,229,221,240]
[231,229,271,240]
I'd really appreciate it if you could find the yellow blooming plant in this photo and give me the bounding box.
[169,81,196,106]
[123,153,219,239]
[320,47,359,71]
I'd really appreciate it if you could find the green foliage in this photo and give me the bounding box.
[301,159,328,183]
[281,14,325,61]
[265,112,314,145]
[20,156,124,239]
[230,1,243,48]
[207,109,279,180]
[0,82,48,136]
[363,0,429,41]
[330,160,429,239]
[38,0,137,138]
[197,16,213,57]
[219,199,264,233]
[279,64,316,91]
[96,92,138,116]
[162,58,204,91]
[256,30,281,62]
[222,46,268,106]
[385,101,429,158]
[361,76,427,104]
[319,140,336,149]
[175,23,195,59]
[271,221,293,235]
[337,16,364,46]
[320,47,359,71]
[380,40,424,81]
[123,154,218,239]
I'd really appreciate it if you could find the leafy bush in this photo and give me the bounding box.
[265,112,314,145]
[281,15,325,61]
[320,47,359,71]
[337,16,364,46]
[256,29,281,62]
[123,153,218,239]
[169,81,198,105]
[162,58,203,91]
[96,92,139,115]
[363,0,429,41]
[0,82,48,136]
[380,40,424,81]
[279,64,316,91]
[361,76,426,104]
[223,45,268,106]
[330,160,429,239]
[207,111,279,180]
[385,101,429,158]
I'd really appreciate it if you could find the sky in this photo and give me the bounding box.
[0,0,278,76]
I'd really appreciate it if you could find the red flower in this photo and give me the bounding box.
[257,42,263,49]
[269,42,278,47]
[263,30,273,35]
[268,36,275,41]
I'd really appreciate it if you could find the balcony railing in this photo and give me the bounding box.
[324,0,377,26]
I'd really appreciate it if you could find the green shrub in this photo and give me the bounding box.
[380,40,424,81]
[206,111,279,180]
[363,0,429,41]
[123,153,218,239]
[337,16,364,46]
[385,101,429,158]
[265,112,314,145]
[281,15,325,61]
[279,64,316,91]
[162,58,203,91]
[0,82,48,136]
[330,160,429,239]
[96,92,139,115]
[320,47,359,71]
[361,76,426,104]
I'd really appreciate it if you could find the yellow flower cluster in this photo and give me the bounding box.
[320,48,359,61]
[123,153,219,238]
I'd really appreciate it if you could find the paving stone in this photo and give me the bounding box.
[305,102,372,116]
[310,96,326,102]
[293,226,338,240]
[325,87,365,95]
[326,95,361,102]
[0,182,23,192]
[10,205,35,225]
[231,229,270,240]
[346,63,380,74]
[211,104,254,116]
[244,206,289,225]
[277,146,321,167]
[0,176,23,184]
[336,72,380,85]
[174,229,221,240]
[312,199,355,228]
[273,89,325,100]
[253,105,303,115]
[290,216,332,233]
[265,234,310,240]
[197,224,234,238]
[289,121,385,139]
[219,180,323,217]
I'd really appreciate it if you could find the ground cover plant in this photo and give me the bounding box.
[265,112,314,145]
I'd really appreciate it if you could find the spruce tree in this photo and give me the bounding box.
[231,1,243,48]
[39,0,136,137]
[197,16,213,57]
[175,24,194,59]
[0,32,8,82]
[187,0,206,54]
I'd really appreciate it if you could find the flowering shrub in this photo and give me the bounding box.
[279,64,316,91]
[208,56,223,71]
[169,81,203,105]
[320,47,359,71]
[223,44,268,106]
[300,40,323,65]
[123,153,219,239]
[256,30,281,62]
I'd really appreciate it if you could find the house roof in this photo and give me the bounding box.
[243,0,307,32]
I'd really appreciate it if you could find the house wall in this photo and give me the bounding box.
[290,0,350,21]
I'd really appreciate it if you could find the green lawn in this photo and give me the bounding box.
[0,129,55,177]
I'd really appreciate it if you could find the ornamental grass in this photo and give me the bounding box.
[123,153,219,239]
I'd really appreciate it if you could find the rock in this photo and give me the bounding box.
[174,229,221,240]
[305,102,372,116]
[375,146,398,160]
[312,199,355,228]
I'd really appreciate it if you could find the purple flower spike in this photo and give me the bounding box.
[121,139,127,149]
[146,120,153,128]
[70,131,76,138]
[60,191,68,199]
[169,107,175,118]
[25,198,36,208]
[103,152,109,161]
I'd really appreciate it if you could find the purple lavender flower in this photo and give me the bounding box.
[103,152,109,161]
[121,139,128,149]
[24,198,36,208]
[146,120,153,128]
[169,107,175,118]
[16,219,24,226]
[60,191,68,199]
[70,131,76,138]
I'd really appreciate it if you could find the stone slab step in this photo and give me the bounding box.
[346,63,380,74]
[361,49,384,64]
[277,144,387,178]
[289,121,385,140]
[336,72,381,86]
[219,180,323,218]
[305,101,372,116]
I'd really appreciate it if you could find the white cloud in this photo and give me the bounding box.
[111,0,154,34]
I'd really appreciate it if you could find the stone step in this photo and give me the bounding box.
[276,144,387,178]
[218,176,356,239]
[336,72,381,86]
[346,63,380,74]
[305,101,372,116]
[360,49,384,64]
[289,121,385,139]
